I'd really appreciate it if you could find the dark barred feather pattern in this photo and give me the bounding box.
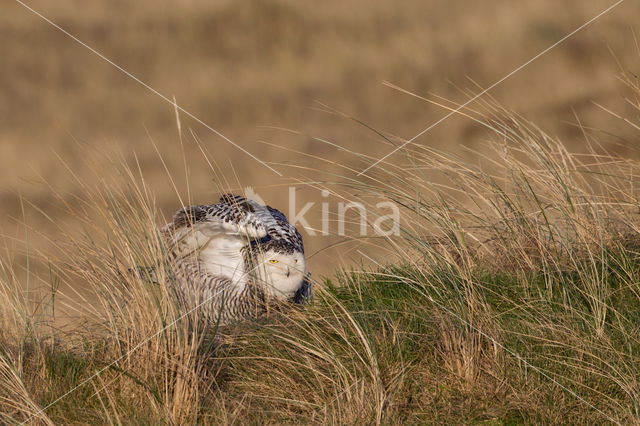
[219,194,304,253]
[146,193,311,328]
[164,202,266,239]
[170,255,267,326]
[293,273,313,304]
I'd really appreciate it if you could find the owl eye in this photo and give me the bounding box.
[269,259,279,264]
[294,259,298,263]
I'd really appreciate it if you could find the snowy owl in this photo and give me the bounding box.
[157,194,310,326]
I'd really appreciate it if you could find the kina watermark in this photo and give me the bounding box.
[245,187,401,237]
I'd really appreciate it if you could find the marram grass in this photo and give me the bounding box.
[2,88,640,424]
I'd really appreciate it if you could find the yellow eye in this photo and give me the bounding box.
[294,259,298,263]
[269,259,279,264]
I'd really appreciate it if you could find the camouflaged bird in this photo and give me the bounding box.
[158,194,310,326]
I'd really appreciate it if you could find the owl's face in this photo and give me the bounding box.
[254,248,306,300]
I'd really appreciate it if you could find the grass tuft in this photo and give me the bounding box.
[1,68,640,423]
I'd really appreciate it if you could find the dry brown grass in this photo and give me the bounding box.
[2,0,640,278]
[2,1,640,424]
[0,86,639,422]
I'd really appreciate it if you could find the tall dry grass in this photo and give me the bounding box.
[1,68,640,423]
[3,0,640,280]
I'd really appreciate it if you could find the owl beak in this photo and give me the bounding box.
[286,266,290,278]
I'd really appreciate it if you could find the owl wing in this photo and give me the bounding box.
[219,194,305,254]
[164,202,267,241]
[163,202,269,281]
[292,272,313,305]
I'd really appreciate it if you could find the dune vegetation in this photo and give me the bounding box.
[1,70,640,424]
[3,0,640,279]
[2,1,640,424]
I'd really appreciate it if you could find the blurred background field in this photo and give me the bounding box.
[1,0,640,282]
[4,2,640,423]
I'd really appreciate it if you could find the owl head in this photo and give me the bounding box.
[249,239,306,301]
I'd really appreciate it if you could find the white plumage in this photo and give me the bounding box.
[159,194,310,326]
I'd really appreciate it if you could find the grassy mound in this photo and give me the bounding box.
[2,71,640,424]
[4,258,640,424]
